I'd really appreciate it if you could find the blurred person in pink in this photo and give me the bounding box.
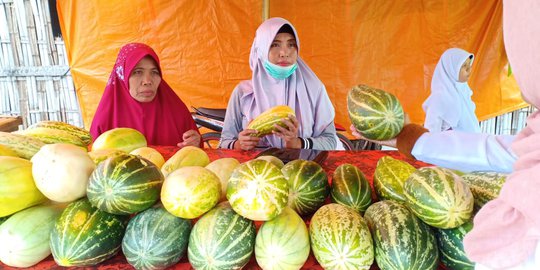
[463,0,540,269]
[90,43,201,147]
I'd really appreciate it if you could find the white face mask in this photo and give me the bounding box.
[264,61,298,80]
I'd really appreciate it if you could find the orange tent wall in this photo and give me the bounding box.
[57,0,525,134]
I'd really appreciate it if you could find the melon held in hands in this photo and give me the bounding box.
[247,105,295,137]
[347,84,404,140]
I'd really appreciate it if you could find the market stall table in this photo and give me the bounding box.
[0,115,22,132]
[0,148,450,270]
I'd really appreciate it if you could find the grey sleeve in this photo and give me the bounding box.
[219,86,244,149]
[302,85,338,150]
[304,121,338,150]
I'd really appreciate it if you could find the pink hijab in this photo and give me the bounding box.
[90,43,198,146]
[463,0,540,268]
[239,17,336,147]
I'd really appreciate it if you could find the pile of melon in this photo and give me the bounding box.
[0,120,508,270]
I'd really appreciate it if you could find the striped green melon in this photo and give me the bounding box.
[0,204,63,267]
[87,153,164,215]
[0,131,45,159]
[364,200,439,270]
[161,166,221,219]
[404,167,474,229]
[28,120,92,146]
[461,171,507,209]
[227,159,289,221]
[436,220,475,270]
[122,206,192,270]
[50,198,127,266]
[247,105,295,137]
[373,156,416,202]
[0,156,47,217]
[17,127,86,147]
[331,164,372,213]
[310,203,374,270]
[255,207,310,270]
[347,84,404,140]
[91,127,147,153]
[188,202,256,270]
[281,159,329,216]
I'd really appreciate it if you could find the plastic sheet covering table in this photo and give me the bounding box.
[0,147,450,270]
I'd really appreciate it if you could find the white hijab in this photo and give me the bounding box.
[239,17,340,149]
[422,48,481,132]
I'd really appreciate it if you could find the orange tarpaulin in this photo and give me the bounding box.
[57,0,525,134]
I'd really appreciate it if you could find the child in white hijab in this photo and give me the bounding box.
[423,48,481,133]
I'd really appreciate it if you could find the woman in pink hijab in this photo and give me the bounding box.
[463,1,540,269]
[90,43,201,147]
[219,17,341,150]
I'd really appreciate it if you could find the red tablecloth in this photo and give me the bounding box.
[1,148,448,270]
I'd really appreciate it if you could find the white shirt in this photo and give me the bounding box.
[412,130,517,173]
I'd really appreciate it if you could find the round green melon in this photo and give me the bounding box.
[281,159,329,216]
[404,167,474,229]
[227,159,289,221]
[310,203,374,270]
[347,84,404,140]
[364,200,439,270]
[331,163,372,213]
[161,166,220,219]
[188,202,256,270]
[122,206,192,270]
[50,198,127,266]
[87,153,164,215]
[436,220,475,270]
[373,156,417,202]
[255,207,310,270]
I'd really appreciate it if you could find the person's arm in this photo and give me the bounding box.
[352,123,517,173]
[306,122,338,150]
[410,129,516,173]
[219,86,260,150]
[219,87,243,149]
[423,109,444,132]
[305,85,338,150]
